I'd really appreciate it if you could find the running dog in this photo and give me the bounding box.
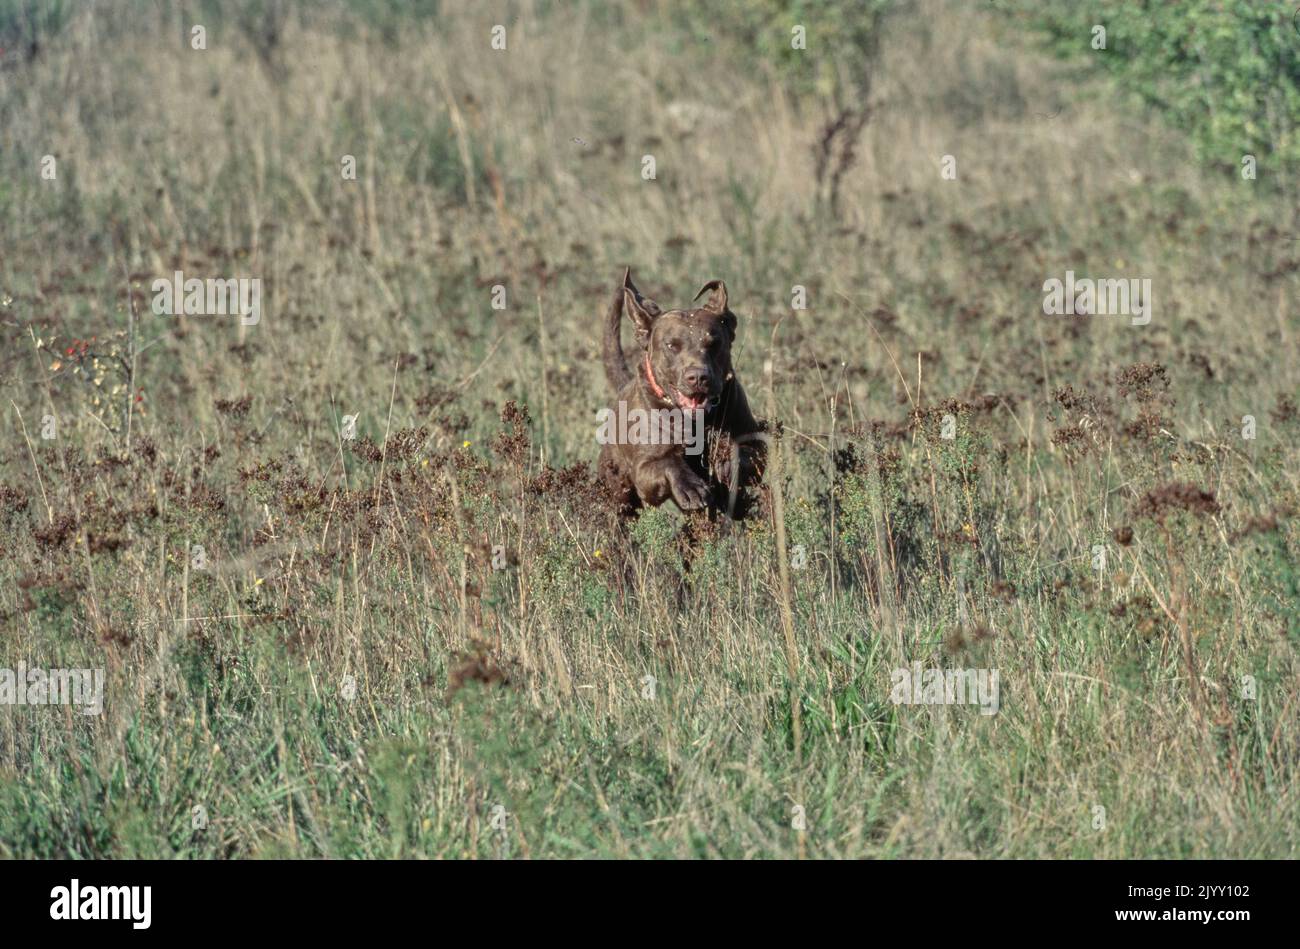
[598,269,764,515]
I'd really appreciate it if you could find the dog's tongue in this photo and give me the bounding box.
[676,392,707,410]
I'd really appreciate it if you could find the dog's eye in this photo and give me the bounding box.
[667,339,683,352]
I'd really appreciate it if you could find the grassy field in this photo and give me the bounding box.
[0,0,1297,858]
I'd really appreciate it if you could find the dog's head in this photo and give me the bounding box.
[622,269,738,413]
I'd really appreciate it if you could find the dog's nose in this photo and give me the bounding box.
[682,368,710,390]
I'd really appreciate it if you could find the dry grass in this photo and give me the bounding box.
[0,0,1296,858]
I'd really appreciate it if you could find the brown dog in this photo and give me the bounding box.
[598,269,764,515]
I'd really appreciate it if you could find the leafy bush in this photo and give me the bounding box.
[678,0,893,102]
[0,0,72,62]
[1025,0,1300,177]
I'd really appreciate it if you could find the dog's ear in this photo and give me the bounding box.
[693,279,728,314]
[694,279,735,339]
[623,268,661,345]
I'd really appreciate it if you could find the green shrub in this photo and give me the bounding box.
[1024,0,1300,177]
[0,0,72,61]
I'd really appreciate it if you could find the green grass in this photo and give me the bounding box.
[0,0,1296,858]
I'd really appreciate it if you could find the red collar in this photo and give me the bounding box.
[643,353,671,403]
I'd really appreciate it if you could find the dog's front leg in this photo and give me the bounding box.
[734,438,766,488]
[633,456,711,511]
[709,431,766,494]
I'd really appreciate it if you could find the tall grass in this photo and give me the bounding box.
[0,0,1296,858]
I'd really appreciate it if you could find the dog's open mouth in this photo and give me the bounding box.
[670,388,716,412]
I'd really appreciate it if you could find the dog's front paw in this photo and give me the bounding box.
[670,469,711,511]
